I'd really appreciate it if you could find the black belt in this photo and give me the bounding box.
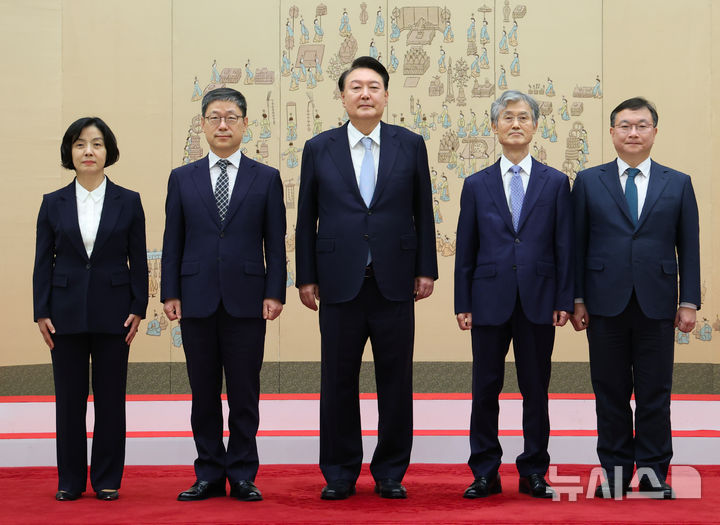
[364,263,374,278]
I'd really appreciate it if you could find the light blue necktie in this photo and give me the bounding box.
[359,137,375,206]
[509,165,524,231]
[359,136,375,264]
[625,168,640,225]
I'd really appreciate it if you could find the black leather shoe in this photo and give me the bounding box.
[594,480,630,499]
[177,480,226,501]
[463,474,502,498]
[229,480,263,501]
[519,473,555,499]
[321,480,356,500]
[95,489,119,501]
[55,490,80,501]
[375,479,407,499]
[638,479,675,500]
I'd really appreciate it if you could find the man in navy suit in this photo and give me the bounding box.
[454,90,573,499]
[161,88,286,502]
[571,97,700,499]
[296,56,438,500]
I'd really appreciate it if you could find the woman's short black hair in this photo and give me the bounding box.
[60,117,119,170]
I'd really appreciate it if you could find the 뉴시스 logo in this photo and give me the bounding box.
[548,465,702,501]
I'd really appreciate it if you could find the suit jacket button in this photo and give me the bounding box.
[514,238,520,244]
[86,263,91,270]
[368,210,372,215]
[220,231,225,238]
[632,234,638,240]
[512,264,517,270]
[363,234,369,240]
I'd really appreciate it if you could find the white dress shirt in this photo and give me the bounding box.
[76,177,107,258]
[617,156,651,218]
[208,149,243,197]
[499,153,532,210]
[347,121,381,185]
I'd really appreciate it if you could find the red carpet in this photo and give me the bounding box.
[2,464,720,524]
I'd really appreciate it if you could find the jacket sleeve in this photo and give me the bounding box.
[32,195,53,321]
[553,175,574,311]
[571,172,588,302]
[677,174,701,308]
[263,170,287,303]
[128,192,149,318]
[412,135,439,279]
[454,178,478,314]
[295,141,319,286]
[160,171,184,302]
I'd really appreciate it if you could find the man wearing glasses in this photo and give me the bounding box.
[454,90,573,500]
[571,97,700,499]
[162,88,286,502]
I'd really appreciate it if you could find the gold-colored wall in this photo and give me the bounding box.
[2,0,717,376]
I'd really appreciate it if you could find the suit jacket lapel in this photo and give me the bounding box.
[598,161,634,226]
[636,161,670,230]
[516,158,549,232]
[191,156,222,228]
[328,123,364,203]
[91,178,122,257]
[57,181,89,261]
[370,121,399,206]
[224,156,257,225]
[482,160,515,233]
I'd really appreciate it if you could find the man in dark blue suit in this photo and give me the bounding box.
[571,97,700,499]
[161,88,286,502]
[455,90,573,499]
[296,56,438,500]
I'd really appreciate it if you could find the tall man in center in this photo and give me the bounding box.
[296,56,438,500]
[454,90,573,499]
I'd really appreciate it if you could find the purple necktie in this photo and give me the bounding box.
[509,165,524,231]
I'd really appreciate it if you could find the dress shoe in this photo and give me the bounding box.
[638,479,675,500]
[321,480,356,500]
[95,489,119,501]
[594,480,630,499]
[55,490,80,501]
[229,480,263,501]
[375,479,407,499]
[519,473,555,499]
[464,474,502,498]
[177,479,226,501]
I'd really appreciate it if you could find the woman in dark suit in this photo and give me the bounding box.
[33,117,148,501]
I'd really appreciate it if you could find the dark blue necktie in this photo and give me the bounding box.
[625,168,639,225]
[215,159,230,222]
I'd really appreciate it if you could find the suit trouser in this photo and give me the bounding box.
[468,296,555,478]
[180,303,265,483]
[318,274,414,483]
[51,333,129,493]
[587,293,674,484]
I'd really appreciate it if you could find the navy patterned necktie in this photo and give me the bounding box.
[215,159,229,222]
[509,165,524,231]
[625,168,640,225]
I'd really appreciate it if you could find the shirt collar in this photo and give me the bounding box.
[617,157,651,177]
[347,121,381,148]
[500,153,532,176]
[75,176,107,203]
[209,149,243,169]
